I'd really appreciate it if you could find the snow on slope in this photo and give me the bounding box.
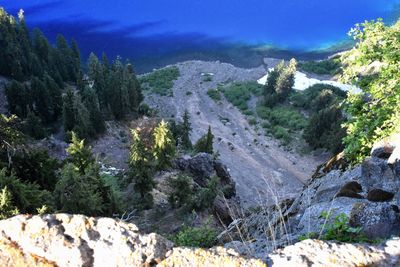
[257,70,361,93]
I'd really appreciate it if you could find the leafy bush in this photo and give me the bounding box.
[168,174,194,208]
[173,223,218,248]
[139,66,180,96]
[269,125,291,145]
[320,212,367,243]
[202,74,213,82]
[340,19,400,163]
[207,89,221,101]
[298,58,341,75]
[193,176,219,210]
[290,84,346,110]
[223,81,263,111]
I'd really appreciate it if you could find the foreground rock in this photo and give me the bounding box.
[267,238,400,267]
[0,214,173,266]
[0,214,264,267]
[2,213,400,266]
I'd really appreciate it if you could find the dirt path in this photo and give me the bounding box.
[146,60,325,208]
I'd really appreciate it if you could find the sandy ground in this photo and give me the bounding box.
[145,60,325,209]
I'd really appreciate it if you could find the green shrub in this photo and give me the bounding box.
[0,186,19,220]
[290,84,345,110]
[173,223,217,248]
[320,212,367,243]
[10,149,60,191]
[223,81,262,111]
[194,176,219,211]
[248,117,257,125]
[269,126,291,144]
[202,74,213,82]
[207,89,221,101]
[168,174,194,208]
[340,19,400,163]
[298,58,341,75]
[0,168,52,214]
[139,66,180,96]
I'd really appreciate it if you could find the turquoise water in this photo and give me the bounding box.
[1,0,399,71]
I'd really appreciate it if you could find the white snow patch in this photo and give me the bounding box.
[257,70,361,93]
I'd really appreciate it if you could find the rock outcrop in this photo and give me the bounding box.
[0,214,173,266]
[0,214,265,267]
[221,135,400,261]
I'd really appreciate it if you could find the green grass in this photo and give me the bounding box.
[139,66,180,96]
[206,89,221,101]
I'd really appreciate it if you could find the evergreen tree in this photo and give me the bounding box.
[62,89,76,132]
[5,81,30,118]
[81,86,105,135]
[70,38,81,80]
[181,110,192,150]
[275,58,296,101]
[31,77,53,123]
[43,73,62,121]
[23,109,46,139]
[194,126,214,154]
[152,120,176,169]
[0,186,19,219]
[129,129,155,207]
[66,132,95,174]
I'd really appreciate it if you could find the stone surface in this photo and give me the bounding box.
[267,238,400,267]
[349,202,400,239]
[158,247,266,267]
[0,214,173,267]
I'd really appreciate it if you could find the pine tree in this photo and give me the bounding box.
[181,110,192,150]
[62,89,76,131]
[66,132,95,174]
[24,109,46,139]
[31,77,53,123]
[129,129,155,207]
[275,58,296,100]
[43,73,62,121]
[0,186,19,219]
[82,86,105,135]
[194,126,214,154]
[152,120,176,169]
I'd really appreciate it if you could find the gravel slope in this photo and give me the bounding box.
[145,60,325,209]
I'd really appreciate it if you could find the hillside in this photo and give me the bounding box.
[144,60,325,208]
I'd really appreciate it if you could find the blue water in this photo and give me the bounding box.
[1,0,399,72]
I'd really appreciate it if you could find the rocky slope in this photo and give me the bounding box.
[145,60,324,209]
[220,134,400,262]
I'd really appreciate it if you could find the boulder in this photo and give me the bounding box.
[267,238,400,267]
[349,202,400,239]
[0,214,173,267]
[212,196,240,224]
[367,188,395,202]
[214,160,236,198]
[175,153,214,186]
[159,247,265,267]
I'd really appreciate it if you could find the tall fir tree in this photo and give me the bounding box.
[152,120,176,169]
[181,110,192,150]
[129,129,155,207]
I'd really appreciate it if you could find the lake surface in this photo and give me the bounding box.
[1,0,399,72]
